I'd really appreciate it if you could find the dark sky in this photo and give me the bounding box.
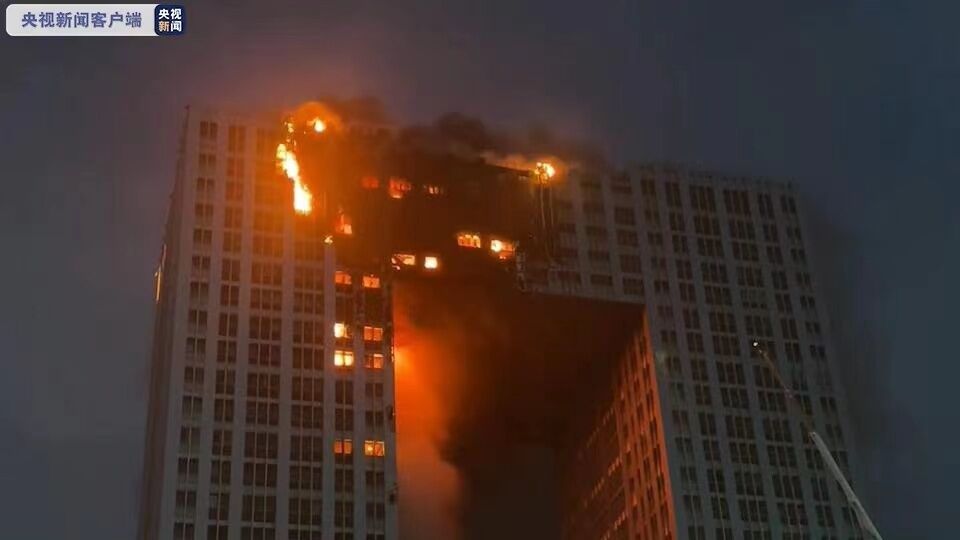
[1,1,957,538]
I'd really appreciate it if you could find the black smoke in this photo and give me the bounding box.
[398,111,609,169]
[394,275,641,539]
[804,203,922,528]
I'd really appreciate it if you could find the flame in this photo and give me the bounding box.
[534,161,556,181]
[276,143,313,215]
[423,256,440,270]
[489,238,516,260]
[288,101,345,132]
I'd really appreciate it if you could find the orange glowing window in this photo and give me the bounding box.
[388,177,413,199]
[333,322,350,339]
[424,184,443,195]
[362,275,381,289]
[363,326,384,342]
[334,438,353,455]
[334,350,354,367]
[336,214,353,236]
[365,353,385,369]
[457,232,482,249]
[393,253,417,267]
[361,176,380,189]
[335,271,352,285]
[489,238,517,260]
[423,256,440,270]
[364,440,386,457]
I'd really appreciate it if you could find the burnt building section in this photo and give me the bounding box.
[282,116,555,284]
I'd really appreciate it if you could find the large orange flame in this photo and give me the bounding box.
[275,142,313,215]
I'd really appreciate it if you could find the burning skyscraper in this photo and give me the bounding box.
[139,102,874,540]
[137,102,562,540]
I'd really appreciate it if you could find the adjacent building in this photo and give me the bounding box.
[139,108,397,540]
[545,164,864,540]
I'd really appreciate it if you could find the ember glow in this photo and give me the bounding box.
[534,161,556,181]
[275,142,314,215]
[489,238,516,259]
[393,285,464,539]
[311,117,326,133]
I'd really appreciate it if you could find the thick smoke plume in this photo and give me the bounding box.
[804,206,921,531]
[393,276,640,539]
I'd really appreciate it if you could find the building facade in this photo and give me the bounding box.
[139,108,397,540]
[543,164,865,540]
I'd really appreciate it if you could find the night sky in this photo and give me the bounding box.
[1,1,957,538]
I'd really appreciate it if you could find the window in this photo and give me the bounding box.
[363,440,386,457]
[333,438,354,455]
[200,121,218,140]
[364,353,384,369]
[392,253,417,267]
[457,232,482,248]
[388,177,412,199]
[616,229,638,247]
[614,206,636,225]
[590,274,613,286]
[620,254,642,273]
[334,350,354,368]
[362,274,380,288]
[488,238,516,259]
[363,326,383,342]
[623,277,644,296]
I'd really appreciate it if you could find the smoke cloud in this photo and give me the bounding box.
[804,204,923,530]
[393,276,641,539]
[397,112,609,170]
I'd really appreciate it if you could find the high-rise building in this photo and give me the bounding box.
[139,103,867,540]
[541,164,865,540]
[139,108,397,540]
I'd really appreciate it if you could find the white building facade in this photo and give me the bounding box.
[543,164,865,540]
[139,108,397,540]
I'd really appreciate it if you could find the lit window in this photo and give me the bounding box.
[457,232,482,249]
[392,253,416,267]
[334,323,349,339]
[361,176,380,189]
[365,353,385,369]
[363,326,383,342]
[388,177,412,199]
[362,275,381,288]
[335,271,352,285]
[334,350,354,367]
[424,184,443,195]
[423,256,439,270]
[489,238,516,260]
[334,438,353,455]
[364,440,386,457]
[336,214,353,235]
